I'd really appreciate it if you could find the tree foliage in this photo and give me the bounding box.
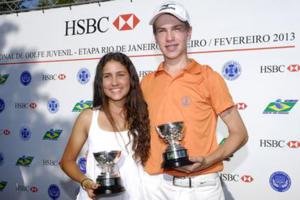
[0,0,79,14]
[38,0,75,7]
[0,0,22,12]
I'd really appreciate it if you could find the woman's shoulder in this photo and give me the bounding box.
[76,108,94,125]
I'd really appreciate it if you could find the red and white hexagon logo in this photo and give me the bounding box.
[3,129,11,135]
[30,186,38,192]
[29,102,37,109]
[236,102,247,110]
[58,74,66,80]
[113,14,140,31]
[287,141,300,148]
[287,64,300,72]
[241,175,254,183]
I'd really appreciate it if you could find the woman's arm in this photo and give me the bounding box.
[59,109,99,198]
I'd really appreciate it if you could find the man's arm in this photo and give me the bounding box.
[205,106,248,165]
[177,106,248,173]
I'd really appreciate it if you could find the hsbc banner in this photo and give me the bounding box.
[0,0,299,199]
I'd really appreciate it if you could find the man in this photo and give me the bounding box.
[141,1,248,200]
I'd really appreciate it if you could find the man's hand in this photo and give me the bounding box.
[175,156,208,173]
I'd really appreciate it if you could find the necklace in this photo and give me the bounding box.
[105,108,130,154]
[114,130,130,155]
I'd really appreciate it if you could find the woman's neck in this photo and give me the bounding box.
[108,101,127,131]
[108,100,125,114]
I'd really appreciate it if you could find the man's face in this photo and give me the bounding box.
[154,14,191,61]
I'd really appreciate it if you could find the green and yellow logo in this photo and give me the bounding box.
[0,181,7,191]
[72,100,92,112]
[16,156,34,167]
[0,74,9,84]
[263,99,298,114]
[43,129,62,140]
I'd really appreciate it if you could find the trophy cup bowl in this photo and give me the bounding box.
[93,151,125,195]
[156,121,193,169]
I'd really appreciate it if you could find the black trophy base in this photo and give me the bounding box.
[94,177,125,196]
[162,149,194,169]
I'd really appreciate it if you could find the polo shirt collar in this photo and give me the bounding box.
[154,59,202,76]
[184,59,202,74]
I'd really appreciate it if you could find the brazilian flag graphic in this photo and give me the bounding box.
[16,156,34,166]
[263,99,298,114]
[0,74,9,84]
[72,100,93,112]
[0,181,8,191]
[43,129,62,140]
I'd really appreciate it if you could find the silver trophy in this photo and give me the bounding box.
[156,121,193,169]
[93,151,125,195]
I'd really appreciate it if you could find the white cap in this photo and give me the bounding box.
[149,1,190,25]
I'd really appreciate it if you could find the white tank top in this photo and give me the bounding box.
[76,110,146,200]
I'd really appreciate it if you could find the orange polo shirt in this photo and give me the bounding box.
[141,59,234,177]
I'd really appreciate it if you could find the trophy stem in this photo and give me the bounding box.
[103,165,113,174]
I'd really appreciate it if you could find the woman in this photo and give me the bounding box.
[60,52,150,200]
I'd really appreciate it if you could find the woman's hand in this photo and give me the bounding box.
[81,178,100,199]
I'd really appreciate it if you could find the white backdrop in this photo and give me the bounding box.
[0,0,299,199]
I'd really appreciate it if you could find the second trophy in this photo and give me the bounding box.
[156,121,193,169]
[93,150,125,195]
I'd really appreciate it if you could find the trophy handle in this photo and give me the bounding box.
[155,127,164,139]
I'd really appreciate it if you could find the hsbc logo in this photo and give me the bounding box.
[260,139,285,148]
[220,173,254,183]
[113,14,140,31]
[43,159,59,166]
[65,17,109,36]
[1,129,11,136]
[287,64,300,72]
[15,102,37,110]
[138,70,153,79]
[29,102,37,109]
[260,65,285,73]
[287,141,300,148]
[220,173,239,182]
[16,183,39,193]
[42,74,66,81]
[241,175,254,183]
[30,186,38,192]
[236,102,247,110]
[58,74,66,80]
[64,14,140,36]
[260,139,300,149]
[260,64,300,73]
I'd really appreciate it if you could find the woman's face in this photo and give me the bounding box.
[102,60,130,104]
